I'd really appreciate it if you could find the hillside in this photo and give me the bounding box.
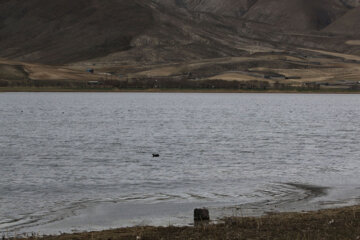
[324,7,360,35]
[1,0,360,64]
[1,0,360,91]
[0,0,154,64]
[243,0,350,31]
[174,0,255,17]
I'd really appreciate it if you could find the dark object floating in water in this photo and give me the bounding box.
[152,154,160,158]
[194,208,210,222]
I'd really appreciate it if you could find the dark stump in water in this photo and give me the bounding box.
[194,208,210,222]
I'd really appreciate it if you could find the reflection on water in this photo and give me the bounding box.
[0,93,360,234]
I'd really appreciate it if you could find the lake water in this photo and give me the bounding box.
[1,92,360,235]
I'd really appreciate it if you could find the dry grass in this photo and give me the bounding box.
[1,49,360,91]
[7,205,360,240]
[299,48,360,62]
[208,73,266,82]
[346,40,360,46]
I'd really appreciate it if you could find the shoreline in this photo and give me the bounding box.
[2,181,357,239]
[1,87,360,94]
[6,205,360,239]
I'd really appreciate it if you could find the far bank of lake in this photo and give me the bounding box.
[1,87,360,94]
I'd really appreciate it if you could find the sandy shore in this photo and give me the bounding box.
[5,205,360,240]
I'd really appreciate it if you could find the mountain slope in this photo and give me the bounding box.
[324,7,360,35]
[244,0,350,31]
[175,0,256,17]
[0,0,359,66]
[0,0,154,64]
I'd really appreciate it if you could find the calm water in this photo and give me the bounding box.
[1,92,360,234]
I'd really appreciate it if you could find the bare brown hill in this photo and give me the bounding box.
[324,7,360,35]
[243,0,351,31]
[174,0,256,17]
[0,0,153,64]
[0,0,360,69]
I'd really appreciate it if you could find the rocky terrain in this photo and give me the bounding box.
[1,0,360,90]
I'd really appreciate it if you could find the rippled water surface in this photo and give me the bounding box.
[1,93,360,234]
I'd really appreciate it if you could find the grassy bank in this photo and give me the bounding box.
[1,87,360,94]
[7,205,360,240]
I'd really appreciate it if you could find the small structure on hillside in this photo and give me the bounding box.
[86,68,94,74]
